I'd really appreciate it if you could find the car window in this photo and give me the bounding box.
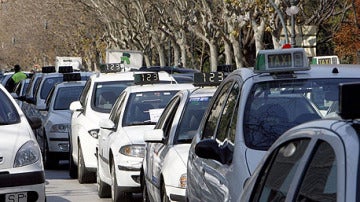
[161,97,180,142]
[109,91,126,129]
[215,82,240,144]
[91,81,132,113]
[155,95,180,130]
[54,86,85,110]
[202,80,234,139]
[79,79,91,106]
[40,76,63,99]
[122,90,178,126]
[0,90,20,124]
[251,138,310,201]
[175,95,213,144]
[296,140,337,201]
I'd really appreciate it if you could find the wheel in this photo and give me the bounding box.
[68,145,78,179]
[161,181,170,202]
[142,175,150,202]
[97,156,111,198]
[111,160,132,202]
[77,143,96,183]
[43,137,57,169]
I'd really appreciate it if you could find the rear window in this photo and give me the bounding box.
[0,90,20,125]
[54,86,85,110]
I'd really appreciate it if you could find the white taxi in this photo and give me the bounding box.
[0,84,45,201]
[69,68,177,183]
[239,82,360,202]
[186,47,360,201]
[96,73,194,201]
[40,73,86,169]
[142,72,220,202]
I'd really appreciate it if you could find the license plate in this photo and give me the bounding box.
[5,192,27,202]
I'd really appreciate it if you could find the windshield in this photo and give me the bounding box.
[174,96,212,144]
[243,78,358,150]
[54,85,85,110]
[123,90,178,126]
[40,77,63,99]
[0,90,20,125]
[91,81,133,113]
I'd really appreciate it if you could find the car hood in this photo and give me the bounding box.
[0,123,33,169]
[122,125,155,144]
[47,110,71,123]
[172,144,191,166]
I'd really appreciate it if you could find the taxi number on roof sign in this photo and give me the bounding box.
[134,72,159,85]
[194,72,224,86]
[255,48,310,73]
[99,63,125,73]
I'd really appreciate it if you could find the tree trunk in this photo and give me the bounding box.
[209,40,218,72]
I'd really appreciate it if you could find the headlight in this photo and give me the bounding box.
[14,141,41,167]
[179,173,187,188]
[88,129,100,139]
[119,145,145,158]
[50,124,69,133]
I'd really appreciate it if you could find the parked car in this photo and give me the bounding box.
[0,84,45,201]
[186,47,360,201]
[96,73,194,201]
[142,73,219,201]
[239,82,360,202]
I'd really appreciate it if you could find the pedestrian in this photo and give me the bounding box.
[5,64,27,92]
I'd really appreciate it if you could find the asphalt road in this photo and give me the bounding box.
[45,161,141,202]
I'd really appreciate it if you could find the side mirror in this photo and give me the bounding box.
[69,101,83,112]
[26,116,42,130]
[195,139,233,165]
[144,129,164,143]
[99,119,115,130]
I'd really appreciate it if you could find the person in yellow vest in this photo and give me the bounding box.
[5,64,28,92]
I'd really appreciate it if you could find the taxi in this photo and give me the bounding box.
[69,66,177,183]
[40,73,86,168]
[11,78,30,108]
[186,47,360,201]
[0,84,45,201]
[239,82,360,202]
[96,72,194,201]
[141,72,220,202]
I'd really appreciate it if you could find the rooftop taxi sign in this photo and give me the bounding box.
[255,48,310,73]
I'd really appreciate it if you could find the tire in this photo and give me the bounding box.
[97,157,111,198]
[77,143,96,183]
[43,137,57,169]
[68,145,78,179]
[111,160,132,202]
[161,181,170,202]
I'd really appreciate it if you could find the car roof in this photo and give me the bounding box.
[89,71,176,83]
[124,83,194,94]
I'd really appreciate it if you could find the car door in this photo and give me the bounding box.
[188,77,240,202]
[146,95,181,191]
[99,91,126,176]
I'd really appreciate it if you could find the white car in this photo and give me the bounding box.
[97,75,194,201]
[0,84,45,202]
[142,84,217,202]
[239,82,359,202]
[41,73,87,168]
[186,47,360,201]
[69,70,177,183]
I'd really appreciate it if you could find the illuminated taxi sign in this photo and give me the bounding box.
[255,48,309,73]
[133,72,159,85]
[58,66,73,73]
[99,63,126,73]
[42,66,56,73]
[63,73,81,82]
[193,72,224,87]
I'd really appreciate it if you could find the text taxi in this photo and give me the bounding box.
[240,82,360,202]
[141,72,221,202]
[186,47,360,201]
[96,72,194,201]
